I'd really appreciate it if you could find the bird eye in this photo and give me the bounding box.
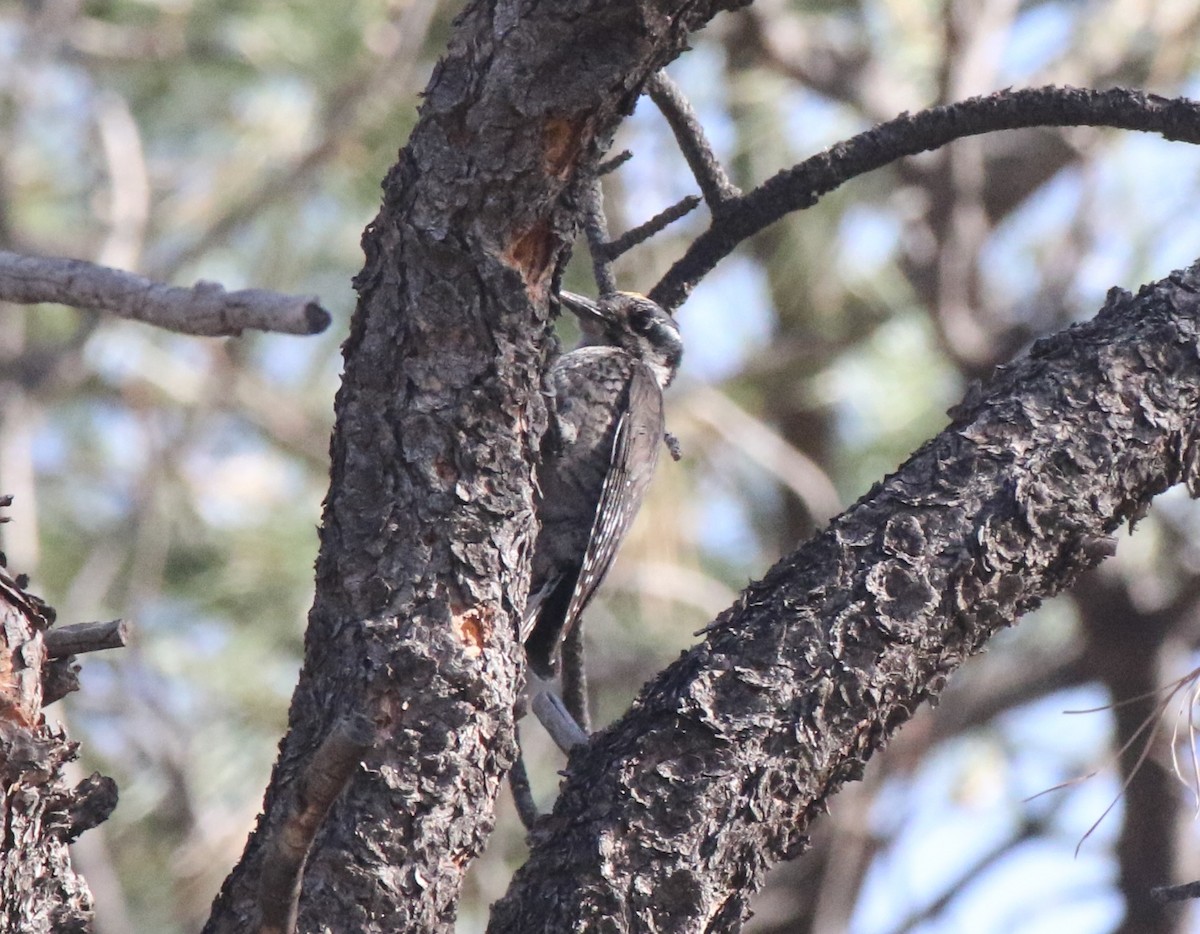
[630,307,655,332]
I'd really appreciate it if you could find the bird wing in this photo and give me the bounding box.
[559,363,664,643]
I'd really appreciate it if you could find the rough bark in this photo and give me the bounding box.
[202,1,745,931]
[489,267,1200,931]
[0,567,112,933]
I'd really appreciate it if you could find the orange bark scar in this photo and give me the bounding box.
[543,116,585,179]
[0,572,52,727]
[502,219,554,293]
[452,605,492,657]
[500,117,587,296]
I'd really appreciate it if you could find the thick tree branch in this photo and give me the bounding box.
[652,86,1200,309]
[490,265,1200,930]
[0,251,331,336]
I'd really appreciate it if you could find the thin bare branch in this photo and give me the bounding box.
[646,72,741,210]
[596,150,633,176]
[581,180,617,295]
[0,251,331,336]
[1152,880,1200,903]
[44,619,129,659]
[257,713,376,934]
[508,746,540,831]
[652,86,1200,310]
[1073,697,1164,857]
[597,195,702,262]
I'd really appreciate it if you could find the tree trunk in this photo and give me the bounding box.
[0,566,116,932]
[203,2,744,931]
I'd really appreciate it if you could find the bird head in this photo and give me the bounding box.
[558,290,683,388]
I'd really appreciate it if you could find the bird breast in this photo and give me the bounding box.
[533,349,638,563]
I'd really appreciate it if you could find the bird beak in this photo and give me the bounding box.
[557,290,605,322]
[557,291,610,342]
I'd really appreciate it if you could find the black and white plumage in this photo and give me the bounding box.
[522,291,683,678]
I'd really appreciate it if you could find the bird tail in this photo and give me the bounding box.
[522,568,580,678]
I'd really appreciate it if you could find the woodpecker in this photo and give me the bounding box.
[522,290,683,678]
